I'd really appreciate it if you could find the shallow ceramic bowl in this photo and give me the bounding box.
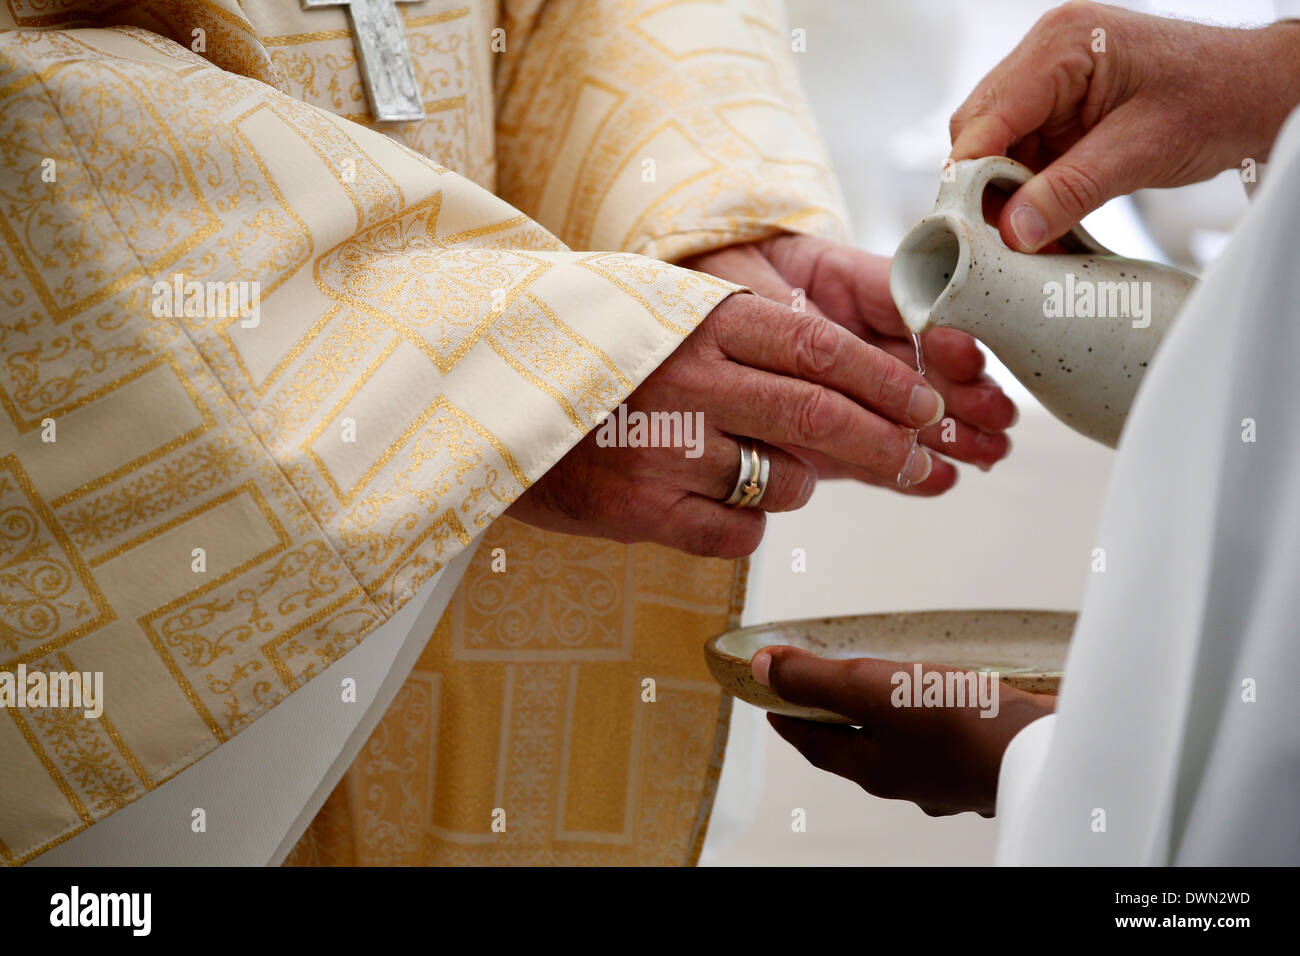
[705,609,1075,723]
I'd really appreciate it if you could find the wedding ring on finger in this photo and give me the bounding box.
[724,438,770,508]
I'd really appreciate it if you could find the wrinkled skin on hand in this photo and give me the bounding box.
[508,234,1017,559]
[684,234,1017,492]
[950,0,1300,251]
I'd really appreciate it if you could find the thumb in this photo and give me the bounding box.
[754,646,896,724]
[997,111,1152,252]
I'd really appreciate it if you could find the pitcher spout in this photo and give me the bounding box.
[888,155,1196,448]
[890,215,969,335]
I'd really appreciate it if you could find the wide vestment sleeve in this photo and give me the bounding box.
[0,23,734,863]
[494,0,851,260]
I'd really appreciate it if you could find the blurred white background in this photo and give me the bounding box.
[702,0,1280,866]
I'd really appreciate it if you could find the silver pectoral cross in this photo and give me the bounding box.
[302,0,426,122]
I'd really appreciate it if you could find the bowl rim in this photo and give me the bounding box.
[705,607,1078,667]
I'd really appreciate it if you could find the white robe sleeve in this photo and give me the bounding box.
[995,105,1300,865]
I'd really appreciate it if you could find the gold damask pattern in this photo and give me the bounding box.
[258,3,497,190]
[286,517,744,866]
[0,456,113,655]
[495,0,849,260]
[1,0,847,867]
[463,520,631,655]
[11,649,148,821]
[3,0,281,85]
[0,22,733,863]
[486,292,632,430]
[313,209,554,372]
[284,0,848,867]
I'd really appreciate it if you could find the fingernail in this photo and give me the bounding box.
[751,650,772,687]
[907,385,944,427]
[901,445,932,485]
[1009,203,1048,251]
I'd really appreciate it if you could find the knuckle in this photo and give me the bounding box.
[791,384,838,447]
[766,457,816,512]
[845,658,880,689]
[705,291,741,326]
[1045,161,1106,216]
[1040,0,1089,30]
[694,298,734,351]
[948,110,964,140]
[791,315,842,381]
[870,347,914,409]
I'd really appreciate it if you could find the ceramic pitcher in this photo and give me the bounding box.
[889,156,1197,447]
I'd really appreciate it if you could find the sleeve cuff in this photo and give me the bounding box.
[993,712,1057,865]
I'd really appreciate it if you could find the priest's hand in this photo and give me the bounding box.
[682,235,1016,493]
[752,646,1056,817]
[507,292,947,558]
[950,1,1300,252]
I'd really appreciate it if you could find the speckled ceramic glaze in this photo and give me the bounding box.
[890,157,1196,447]
[704,609,1075,723]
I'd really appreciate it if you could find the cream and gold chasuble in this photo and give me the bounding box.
[0,0,846,864]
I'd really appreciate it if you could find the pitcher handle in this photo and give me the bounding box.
[938,156,1115,256]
